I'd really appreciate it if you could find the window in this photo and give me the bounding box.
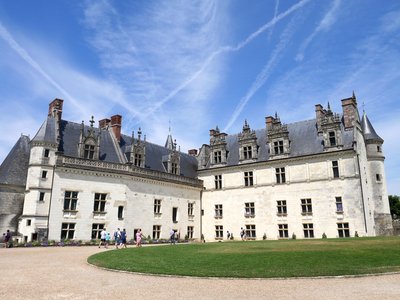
[93,193,107,213]
[303,223,314,238]
[171,162,178,174]
[61,223,75,240]
[91,223,104,239]
[276,167,286,184]
[215,204,223,218]
[335,197,343,213]
[134,153,142,167]
[377,145,382,152]
[215,225,223,239]
[277,200,287,215]
[376,174,382,182]
[274,140,284,154]
[41,170,47,179]
[246,225,256,239]
[243,146,252,159]
[337,222,350,238]
[153,225,161,240]
[44,149,50,158]
[39,192,45,202]
[278,224,289,238]
[214,151,222,163]
[188,203,194,216]
[187,226,194,239]
[26,219,31,226]
[245,202,255,217]
[214,175,222,189]
[84,144,95,159]
[332,161,339,178]
[172,207,178,223]
[301,198,312,215]
[154,199,161,214]
[329,131,336,146]
[244,171,253,186]
[64,191,78,211]
[118,206,124,219]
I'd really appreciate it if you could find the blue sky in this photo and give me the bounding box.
[0,0,399,195]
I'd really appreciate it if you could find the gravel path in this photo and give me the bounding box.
[1,246,400,300]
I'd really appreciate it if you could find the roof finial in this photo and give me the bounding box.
[352,90,356,99]
[362,101,366,114]
[275,112,278,119]
[138,127,142,141]
[169,119,171,133]
[327,101,331,111]
[89,116,95,127]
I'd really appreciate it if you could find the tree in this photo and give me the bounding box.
[389,195,400,219]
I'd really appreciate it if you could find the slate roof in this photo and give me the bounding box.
[208,118,355,168]
[51,118,198,178]
[0,135,30,186]
[361,112,383,142]
[32,117,58,144]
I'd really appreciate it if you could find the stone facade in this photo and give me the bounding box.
[0,94,393,242]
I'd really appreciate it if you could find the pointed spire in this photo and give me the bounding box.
[275,112,278,119]
[361,111,383,142]
[327,101,331,112]
[216,125,220,132]
[352,90,356,99]
[89,116,95,127]
[131,130,134,141]
[138,127,142,141]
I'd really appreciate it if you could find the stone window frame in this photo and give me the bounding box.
[61,222,75,240]
[332,161,340,178]
[187,202,194,217]
[93,193,107,213]
[335,197,343,213]
[118,206,124,220]
[153,225,161,240]
[243,145,252,160]
[91,223,105,239]
[328,131,337,146]
[214,150,222,164]
[187,226,194,239]
[273,140,284,155]
[84,143,96,160]
[244,171,254,187]
[244,202,255,217]
[303,223,314,238]
[245,224,256,239]
[63,191,78,211]
[214,174,222,190]
[301,198,312,215]
[275,167,286,184]
[277,200,287,216]
[154,199,162,215]
[214,204,223,219]
[278,224,289,238]
[215,225,223,239]
[337,222,350,238]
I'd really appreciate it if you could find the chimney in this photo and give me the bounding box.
[209,129,216,136]
[341,95,359,129]
[265,116,274,130]
[110,114,122,142]
[98,118,111,129]
[315,104,325,130]
[188,149,198,156]
[48,98,64,121]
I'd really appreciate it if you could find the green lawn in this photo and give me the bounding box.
[87,237,400,278]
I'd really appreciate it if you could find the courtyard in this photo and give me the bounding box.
[1,245,400,299]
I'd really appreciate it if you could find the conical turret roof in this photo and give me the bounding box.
[0,135,30,186]
[361,112,383,143]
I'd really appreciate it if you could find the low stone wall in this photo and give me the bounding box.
[393,219,400,236]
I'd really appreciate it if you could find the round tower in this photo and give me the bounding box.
[361,111,392,235]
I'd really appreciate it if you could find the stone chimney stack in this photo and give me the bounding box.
[110,115,122,142]
[209,129,216,136]
[98,118,111,130]
[265,116,274,131]
[188,149,198,156]
[48,98,64,121]
[315,104,326,131]
[341,94,359,129]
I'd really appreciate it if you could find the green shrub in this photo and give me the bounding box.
[262,233,267,240]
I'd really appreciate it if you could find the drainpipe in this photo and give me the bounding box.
[46,160,56,241]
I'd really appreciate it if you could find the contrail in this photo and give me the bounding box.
[142,0,311,118]
[223,12,302,132]
[0,22,84,114]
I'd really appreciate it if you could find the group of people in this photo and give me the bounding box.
[2,230,11,248]
[98,228,145,249]
[225,228,247,241]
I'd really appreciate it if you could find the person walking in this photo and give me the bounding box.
[105,232,111,248]
[99,228,107,248]
[136,229,143,247]
[170,229,176,245]
[119,229,127,248]
[4,230,11,248]
[114,228,121,249]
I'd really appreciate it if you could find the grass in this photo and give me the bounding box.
[87,237,400,278]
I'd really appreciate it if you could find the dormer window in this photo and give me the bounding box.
[134,153,142,167]
[214,151,222,163]
[243,146,252,160]
[171,162,178,174]
[274,141,284,155]
[329,131,336,146]
[79,117,100,160]
[84,144,95,159]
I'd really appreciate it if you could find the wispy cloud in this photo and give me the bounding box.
[295,0,341,61]
[0,22,85,115]
[223,13,304,132]
[267,0,280,41]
